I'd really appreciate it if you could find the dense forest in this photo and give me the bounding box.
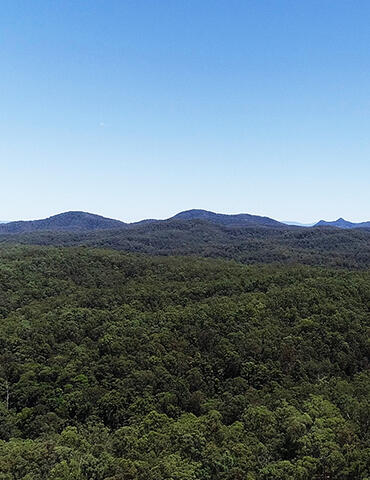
[1,220,370,269]
[0,245,369,479]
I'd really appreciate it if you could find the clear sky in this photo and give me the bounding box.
[1,0,369,223]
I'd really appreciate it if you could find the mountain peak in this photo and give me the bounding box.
[170,209,283,227]
[315,217,370,229]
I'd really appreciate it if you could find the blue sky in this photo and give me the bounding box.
[1,0,369,222]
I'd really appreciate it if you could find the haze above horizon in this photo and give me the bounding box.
[1,1,369,223]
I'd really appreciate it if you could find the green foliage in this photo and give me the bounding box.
[0,246,369,479]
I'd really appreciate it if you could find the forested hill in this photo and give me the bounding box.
[1,219,369,269]
[0,245,369,479]
[169,209,283,226]
[0,211,126,233]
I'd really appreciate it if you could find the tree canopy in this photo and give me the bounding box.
[0,246,369,479]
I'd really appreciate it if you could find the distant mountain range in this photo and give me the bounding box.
[315,218,370,229]
[0,209,283,234]
[0,210,369,234]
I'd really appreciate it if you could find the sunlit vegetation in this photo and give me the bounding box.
[0,246,369,479]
